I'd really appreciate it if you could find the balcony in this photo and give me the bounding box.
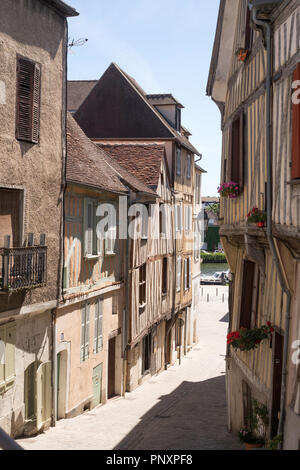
[0,245,47,292]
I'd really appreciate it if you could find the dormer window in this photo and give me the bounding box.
[175,107,181,131]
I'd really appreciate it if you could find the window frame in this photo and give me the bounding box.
[139,264,147,310]
[292,63,300,180]
[0,322,16,393]
[162,257,168,297]
[80,302,90,363]
[94,298,103,354]
[176,146,181,177]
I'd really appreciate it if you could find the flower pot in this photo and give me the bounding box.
[244,442,264,451]
[256,222,265,228]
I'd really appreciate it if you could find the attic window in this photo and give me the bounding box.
[175,107,181,132]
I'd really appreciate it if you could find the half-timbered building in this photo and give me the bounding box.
[207,0,300,449]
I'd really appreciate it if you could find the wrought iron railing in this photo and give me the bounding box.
[0,246,47,291]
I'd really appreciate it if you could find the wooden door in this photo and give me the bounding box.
[92,363,103,408]
[271,333,284,437]
[108,337,116,399]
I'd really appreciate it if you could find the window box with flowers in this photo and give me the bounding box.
[217,182,240,199]
[246,207,267,228]
[227,322,274,352]
[238,426,265,450]
[235,47,249,63]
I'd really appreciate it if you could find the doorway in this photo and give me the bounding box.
[108,337,116,399]
[92,363,103,408]
[271,332,284,437]
[57,350,68,419]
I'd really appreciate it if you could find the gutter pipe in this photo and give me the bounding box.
[252,5,292,445]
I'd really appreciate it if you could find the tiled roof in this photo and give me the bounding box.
[66,113,157,196]
[67,80,97,113]
[97,144,165,188]
[41,0,79,17]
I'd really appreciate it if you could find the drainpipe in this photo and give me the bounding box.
[122,193,130,395]
[52,17,69,428]
[252,6,291,445]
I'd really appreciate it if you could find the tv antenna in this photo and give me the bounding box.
[68,38,88,49]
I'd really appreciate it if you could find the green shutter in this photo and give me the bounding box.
[80,306,85,362]
[98,300,103,351]
[0,325,5,387]
[85,303,90,360]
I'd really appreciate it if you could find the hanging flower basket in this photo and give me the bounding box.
[236,47,249,62]
[227,322,274,352]
[246,207,267,227]
[217,182,240,199]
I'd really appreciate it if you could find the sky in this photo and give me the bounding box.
[67,0,222,197]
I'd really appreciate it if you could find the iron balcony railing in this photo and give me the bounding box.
[0,245,47,291]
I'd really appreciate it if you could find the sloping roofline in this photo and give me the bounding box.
[39,0,79,17]
[112,63,201,156]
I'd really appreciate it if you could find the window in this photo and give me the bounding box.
[141,204,149,240]
[142,333,151,374]
[184,258,192,291]
[16,56,41,144]
[195,173,202,205]
[162,257,168,296]
[184,205,192,234]
[292,63,300,179]
[244,5,253,51]
[139,264,147,309]
[239,260,255,329]
[94,298,103,354]
[176,146,181,176]
[186,154,191,180]
[112,292,118,315]
[175,107,181,131]
[176,256,182,292]
[229,112,244,189]
[0,322,16,393]
[175,204,182,233]
[80,302,90,362]
[159,204,166,238]
[0,188,22,247]
[84,198,102,258]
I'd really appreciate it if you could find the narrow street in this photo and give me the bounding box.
[18,287,242,450]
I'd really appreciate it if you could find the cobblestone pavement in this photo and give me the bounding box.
[18,286,242,450]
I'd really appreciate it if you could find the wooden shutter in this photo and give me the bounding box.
[240,260,255,329]
[176,257,181,292]
[162,258,168,295]
[231,113,244,188]
[94,299,103,353]
[188,258,192,289]
[16,57,41,143]
[85,303,90,360]
[94,302,99,353]
[184,258,188,291]
[0,325,5,387]
[80,306,85,362]
[84,199,93,257]
[292,63,300,179]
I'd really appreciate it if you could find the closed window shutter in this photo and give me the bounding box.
[240,260,255,329]
[84,199,93,256]
[184,258,188,290]
[16,58,40,143]
[0,326,5,386]
[32,63,41,143]
[229,112,244,189]
[98,300,103,351]
[80,306,85,362]
[94,301,99,353]
[188,258,192,289]
[85,303,90,359]
[292,63,300,179]
[176,257,181,292]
